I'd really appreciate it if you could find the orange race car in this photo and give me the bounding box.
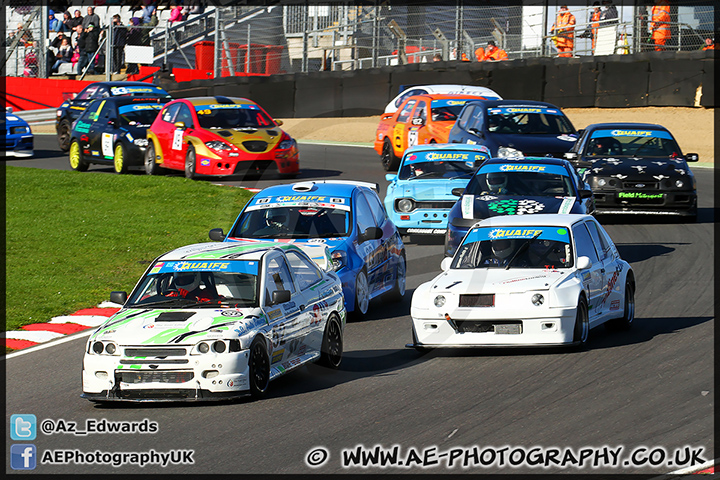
[374,94,489,171]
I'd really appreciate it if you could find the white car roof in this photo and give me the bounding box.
[384,84,502,113]
[471,214,594,230]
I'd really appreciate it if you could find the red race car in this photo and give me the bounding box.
[145,96,299,179]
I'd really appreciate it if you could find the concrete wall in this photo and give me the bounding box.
[162,50,715,118]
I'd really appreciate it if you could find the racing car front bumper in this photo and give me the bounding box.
[4,135,33,157]
[593,190,697,216]
[195,147,299,176]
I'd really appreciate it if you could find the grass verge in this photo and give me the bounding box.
[5,167,254,333]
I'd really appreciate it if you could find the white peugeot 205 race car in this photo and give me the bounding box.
[82,241,345,402]
[409,214,635,349]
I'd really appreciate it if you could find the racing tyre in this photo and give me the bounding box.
[144,142,160,175]
[605,280,635,331]
[185,144,197,179]
[249,337,270,398]
[57,119,71,152]
[572,295,589,348]
[318,314,343,369]
[351,270,370,319]
[381,138,400,171]
[68,139,89,172]
[113,143,128,174]
[386,254,406,302]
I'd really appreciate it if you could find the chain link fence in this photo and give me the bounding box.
[3,3,715,81]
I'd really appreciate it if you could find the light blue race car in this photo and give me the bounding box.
[383,144,491,237]
[209,180,406,318]
[4,107,33,157]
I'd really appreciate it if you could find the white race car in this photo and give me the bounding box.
[82,241,345,402]
[384,84,503,114]
[409,214,635,348]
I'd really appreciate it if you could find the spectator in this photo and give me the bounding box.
[16,23,34,47]
[480,40,508,61]
[51,31,68,49]
[600,0,618,25]
[550,5,576,57]
[82,6,101,29]
[187,0,204,15]
[67,9,83,30]
[71,23,83,49]
[433,53,443,62]
[702,37,714,50]
[61,11,73,32]
[111,14,127,74]
[23,42,38,77]
[141,4,156,25]
[649,0,671,51]
[51,37,73,73]
[589,2,602,52]
[84,24,101,70]
[5,30,16,47]
[474,46,485,61]
[49,10,62,32]
[125,17,142,75]
[169,3,184,25]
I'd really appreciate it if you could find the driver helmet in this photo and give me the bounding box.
[487,115,500,131]
[174,272,200,292]
[491,239,514,260]
[487,172,508,193]
[266,209,288,228]
[528,239,553,262]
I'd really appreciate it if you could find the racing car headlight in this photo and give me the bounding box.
[92,341,103,354]
[434,295,446,307]
[675,179,684,188]
[497,146,524,159]
[331,250,347,270]
[197,342,210,354]
[278,137,296,150]
[90,341,118,355]
[10,126,31,134]
[205,140,232,152]
[597,178,607,187]
[133,138,149,147]
[531,293,545,306]
[56,109,62,117]
[396,198,415,213]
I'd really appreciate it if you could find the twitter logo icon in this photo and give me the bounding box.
[11,414,36,441]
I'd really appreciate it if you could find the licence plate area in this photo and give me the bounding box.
[119,370,194,384]
[616,192,665,204]
[459,294,495,307]
[455,320,522,334]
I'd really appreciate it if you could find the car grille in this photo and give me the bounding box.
[415,201,456,209]
[459,294,495,307]
[455,320,521,333]
[119,371,194,384]
[124,348,187,357]
[623,181,659,189]
[242,140,268,152]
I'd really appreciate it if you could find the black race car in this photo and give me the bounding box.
[447,99,578,158]
[56,81,171,152]
[68,96,168,174]
[564,123,698,221]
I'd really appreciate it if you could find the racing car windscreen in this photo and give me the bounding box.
[452,226,573,269]
[195,104,274,130]
[398,155,476,180]
[586,129,682,157]
[127,260,259,307]
[485,106,574,135]
[232,206,351,239]
[464,164,574,197]
[119,104,163,127]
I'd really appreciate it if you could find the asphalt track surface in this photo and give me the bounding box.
[4,135,715,474]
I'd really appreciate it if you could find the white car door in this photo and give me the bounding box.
[571,222,606,324]
[584,219,620,321]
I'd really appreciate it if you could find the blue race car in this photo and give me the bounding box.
[209,180,406,318]
[383,143,491,238]
[447,99,578,158]
[4,107,33,157]
[444,157,595,257]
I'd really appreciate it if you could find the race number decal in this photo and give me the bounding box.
[172,129,183,150]
[408,128,419,147]
[101,133,113,158]
[461,195,474,219]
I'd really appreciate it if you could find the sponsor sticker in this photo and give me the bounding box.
[461,195,474,219]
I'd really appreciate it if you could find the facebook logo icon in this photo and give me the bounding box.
[11,444,37,470]
[10,414,37,440]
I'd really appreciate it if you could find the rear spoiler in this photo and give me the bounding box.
[296,244,334,271]
[292,180,379,193]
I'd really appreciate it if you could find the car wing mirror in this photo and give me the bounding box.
[110,291,127,305]
[275,119,284,126]
[360,226,383,242]
[441,257,452,271]
[385,173,397,182]
[576,256,592,270]
[6,107,13,114]
[271,289,291,305]
[563,152,578,161]
[174,121,186,129]
[209,228,226,242]
[579,189,594,199]
[685,153,699,162]
[451,187,465,197]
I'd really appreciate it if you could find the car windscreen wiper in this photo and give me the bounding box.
[505,232,542,270]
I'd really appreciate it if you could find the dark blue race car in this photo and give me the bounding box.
[56,81,171,152]
[4,107,33,157]
[447,99,578,159]
[564,123,698,221]
[68,96,168,173]
[444,157,595,257]
[209,180,407,318]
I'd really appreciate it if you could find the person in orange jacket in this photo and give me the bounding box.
[702,37,714,50]
[649,0,671,51]
[480,41,508,61]
[550,5,576,57]
[590,2,602,52]
[474,46,485,61]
